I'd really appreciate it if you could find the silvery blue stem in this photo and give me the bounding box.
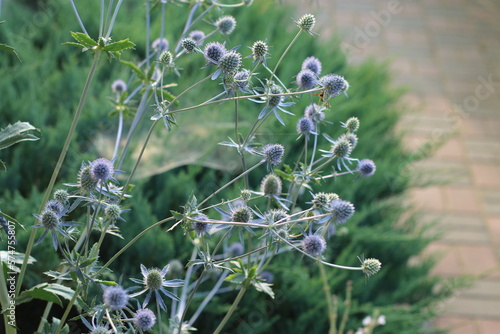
[188,270,229,326]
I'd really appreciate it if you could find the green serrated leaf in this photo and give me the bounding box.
[102,39,135,52]
[70,32,98,47]
[120,60,147,81]
[0,43,21,61]
[0,121,41,151]
[17,284,63,306]
[225,273,246,284]
[252,281,275,299]
[62,42,85,49]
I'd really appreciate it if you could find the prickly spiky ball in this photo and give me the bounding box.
[302,234,326,257]
[261,174,282,196]
[218,51,241,75]
[134,308,156,331]
[262,143,285,166]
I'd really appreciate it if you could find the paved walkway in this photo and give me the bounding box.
[290,0,500,333]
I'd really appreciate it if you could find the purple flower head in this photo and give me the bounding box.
[357,159,376,178]
[302,56,322,75]
[152,37,169,51]
[296,69,318,90]
[329,199,355,224]
[111,80,127,94]
[301,234,326,257]
[320,74,348,99]
[296,117,315,135]
[103,285,129,311]
[216,15,236,35]
[134,308,156,331]
[188,30,205,44]
[204,42,226,65]
[90,158,114,183]
[262,143,285,167]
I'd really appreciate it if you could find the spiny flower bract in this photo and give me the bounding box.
[130,264,184,311]
[32,209,77,250]
[301,234,326,257]
[133,308,156,332]
[103,285,129,311]
[181,37,197,53]
[251,40,269,65]
[159,50,173,65]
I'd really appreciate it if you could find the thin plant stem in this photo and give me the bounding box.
[198,160,265,208]
[69,0,88,35]
[213,286,247,334]
[188,270,229,326]
[105,0,123,39]
[95,217,173,276]
[270,30,302,80]
[112,111,124,161]
[16,51,102,297]
[157,298,163,334]
[174,248,198,334]
[99,0,104,38]
[319,261,336,334]
[178,270,206,333]
[54,285,82,334]
[338,281,352,334]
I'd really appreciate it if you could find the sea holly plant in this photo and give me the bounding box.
[0,2,389,334]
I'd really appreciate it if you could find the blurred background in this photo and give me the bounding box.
[287,0,500,333]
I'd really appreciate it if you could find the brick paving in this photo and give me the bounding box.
[289,0,500,332]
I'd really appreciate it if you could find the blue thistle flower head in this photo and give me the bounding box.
[103,285,129,311]
[342,117,360,132]
[111,80,127,94]
[304,103,326,124]
[301,234,326,257]
[261,174,282,196]
[216,15,236,35]
[152,37,169,52]
[332,138,352,158]
[188,30,205,44]
[234,69,252,92]
[90,158,114,183]
[53,189,69,204]
[181,38,198,53]
[228,242,245,257]
[38,210,59,230]
[296,69,318,90]
[44,200,65,217]
[320,74,348,99]
[329,199,355,224]
[339,132,358,150]
[357,159,376,178]
[204,42,226,65]
[159,50,173,66]
[78,164,98,193]
[250,40,269,65]
[134,308,156,332]
[296,117,315,135]
[302,56,322,75]
[296,14,316,33]
[262,143,285,167]
[193,213,211,236]
[218,51,242,75]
